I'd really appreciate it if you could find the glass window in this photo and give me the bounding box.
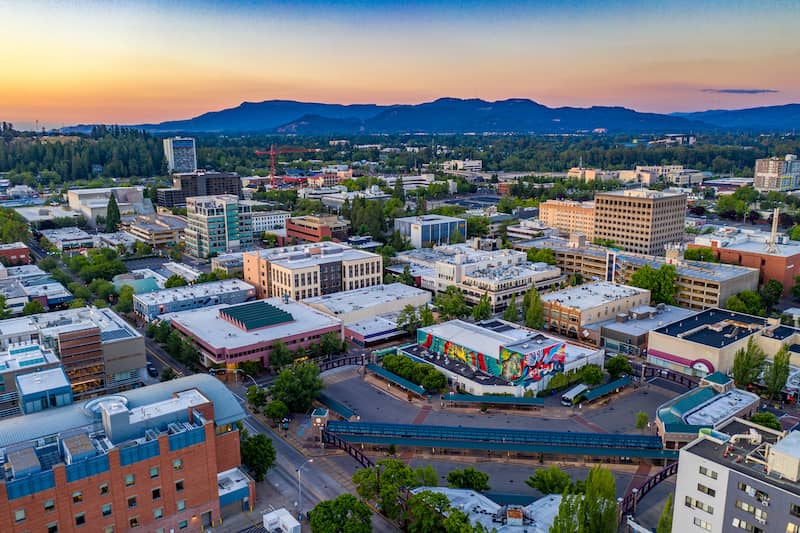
[72,491,83,504]
[102,503,112,517]
[177,499,186,511]
[697,483,715,497]
[100,483,109,496]
[44,499,55,511]
[152,487,161,500]
[173,459,183,471]
[176,480,184,492]
[179,520,188,530]
[47,523,58,533]
[104,527,114,533]
[128,496,137,509]
[75,513,86,526]
[693,517,712,531]
[787,523,800,533]
[129,516,140,528]
[14,509,25,522]
[149,466,159,479]
[125,474,135,487]
[154,507,163,520]
[699,466,718,480]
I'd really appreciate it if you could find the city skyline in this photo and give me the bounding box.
[2,0,799,129]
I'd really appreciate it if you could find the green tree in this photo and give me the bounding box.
[165,330,183,356]
[263,400,290,426]
[240,431,276,482]
[419,306,435,327]
[636,411,649,430]
[246,385,267,410]
[684,247,718,262]
[68,282,92,301]
[472,292,492,321]
[37,256,58,271]
[759,279,784,315]
[526,466,572,495]
[750,412,782,430]
[69,298,86,309]
[160,367,176,381]
[0,295,10,319]
[581,364,603,386]
[527,247,556,265]
[763,345,791,401]
[568,273,584,286]
[154,320,171,344]
[725,290,765,316]
[309,494,372,533]
[396,305,419,335]
[503,294,519,322]
[407,490,451,533]
[435,286,469,320]
[629,264,678,305]
[447,467,490,492]
[352,459,436,523]
[105,193,121,232]
[581,466,617,533]
[115,284,134,313]
[164,274,188,288]
[657,493,673,533]
[793,275,800,301]
[466,216,490,238]
[550,490,581,533]
[605,355,632,380]
[269,340,293,369]
[270,362,323,413]
[524,288,544,329]
[399,265,415,286]
[22,300,45,315]
[732,338,767,388]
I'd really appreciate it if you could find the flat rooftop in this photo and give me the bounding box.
[463,262,560,284]
[398,243,526,268]
[303,283,429,316]
[247,242,378,269]
[164,298,340,350]
[653,308,767,348]
[16,367,70,395]
[0,344,59,374]
[39,227,94,241]
[128,389,208,424]
[134,279,254,306]
[0,242,27,251]
[15,205,83,223]
[598,189,686,199]
[592,305,697,336]
[0,306,141,344]
[541,281,648,311]
[395,214,464,223]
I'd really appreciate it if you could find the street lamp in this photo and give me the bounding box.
[296,458,314,520]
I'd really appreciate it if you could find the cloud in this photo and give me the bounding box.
[702,88,779,95]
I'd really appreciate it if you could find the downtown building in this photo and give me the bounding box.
[754,154,800,192]
[133,279,256,322]
[538,199,595,239]
[157,171,242,209]
[163,136,197,174]
[0,374,253,533]
[184,195,253,259]
[394,215,467,249]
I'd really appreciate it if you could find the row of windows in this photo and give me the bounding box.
[736,499,768,521]
[685,496,714,515]
[731,517,764,533]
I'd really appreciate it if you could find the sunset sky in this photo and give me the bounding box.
[2,0,799,129]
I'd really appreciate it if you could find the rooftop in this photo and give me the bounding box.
[134,279,254,306]
[0,306,141,345]
[15,205,83,223]
[303,283,429,317]
[598,189,686,199]
[592,305,697,337]
[395,214,464,224]
[695,227,800,258]
[16,367,70,395]
[247,242,378,269]
[540,281,648,311]
[0,242,27,251]
[39,227,94,241]
[0,344,59,374]
[653,308,767,348]
[398,243,526,269]
[221,301,294,331]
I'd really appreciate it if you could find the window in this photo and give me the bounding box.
[104,527,114,533]
[156,529,165,533]
[102,503,112,517]
[72,491,83,504]
[129,516,140,528]
[697,483,716,497]
[699,466,718,480]
[44,499,55,512]
[152,487,161,500]
[173,458,183,471]
[685,496,714,514]
[177,499,186,511]
[792,504,800,518]
[154,507,163,520]
[788,523,800,533]
[75,512,86,526]
[14,509,25,523]
[149,466,159,479]
[179,520,188,530]
[128,496,137,509]
[100,483,109,496]
[732,517,764,533]
[47,523,58,533]
[125,474,135,487]
[176,480,184,492]
[694,517,712,531]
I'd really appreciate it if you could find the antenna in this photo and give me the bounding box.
[766,207,780,254]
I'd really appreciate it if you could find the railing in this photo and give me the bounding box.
[618,462,679,519]
[318,355,366,373]
[629,362,699,389]
[321,430,375,468]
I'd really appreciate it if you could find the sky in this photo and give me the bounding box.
[1,0,799,129]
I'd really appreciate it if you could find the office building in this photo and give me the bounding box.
[0,344,63,418]
[0,306,145,399]
[185,195,253,259]
[672,417,800,533]
[250,210,289,235]
[157,171,242,209]
[515,236,759,310]
[379,174,436,191]
[0,265,72,313]
[443,159,482,172]
[304,283,431,346]
[593,189,686,255]
[165,299,341,367]
[285,215,350,243]
[163,136,198,174]
[0,243,30,266]
[96,232,138,254]
[38,228,96,253]
[67,187,151,226]
[540,282,650,341]
[567,167,618,182]
[655,372,759,449]
[133,279,256,321]
[0,374,253,533]
[538,200,595,238]
[505,219,553,241]
[403,319,603,395]
[754,154,800,192]
[211,253,245,279]
[124,215,187,248]
[394,215,467,249]
[588,304,697,357]
[242,242,382,300]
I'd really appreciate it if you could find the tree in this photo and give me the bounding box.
[240,432,276,482]
[759,279,784,315]
[732,338,767,388]
[503,294,519,322]
[352,459,436,523]
[524,288,544,329]
[105,193,121,232]
[793,275,800,301]
[164,274,188,288]
[407,490,451,533]
[246,385,267,410]
[527,247,556,265]
[684,247,718,262]
[568,273,584,286]
[447,467,490,492]
[270,362,323,413]
[69,298,87,309]
[763,345,791,401]
[419,306,435,327]
[657,493,673,533]
[550,490,581,533]
[581,466,617,533]
[526,466,572,495]
[269,340,293,369]
[309,494,372,533]
[636,411,649,430]
[581,365,603,386]
[134,241,152,256]
[750,412,782,431]
[435,286,469,320]
[472,293,491,321]
[22,300,45,315]
[725,290,765,316]
[38,256,58,271]
[115,284,134,313]
[605,355,632,380]
[396,305,419,335]
[263,400,289,426]
[160,367,176,381]
[0,295,10,319]
[399,265,415,286]
[629,264,678,305]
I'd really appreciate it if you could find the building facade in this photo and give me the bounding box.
[251,210,289,235]
[163,137,198,174]
[538,200,595,238]
[593,189,686,255]
[0,243,30,266]
[394,215,467,249]
[133,279,256,321]
[285,215,349,243]
[157,171,242,209]
[124,216,186,248]
[185,195,253,259]
[754,154,800,192]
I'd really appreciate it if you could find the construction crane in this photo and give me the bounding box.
[255,144,317,188]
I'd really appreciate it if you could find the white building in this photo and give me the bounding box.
[754,154,800,192]
[394,214,467,248]
[163,136,198,174]
[67,186,152,226]
[443,159,483,172]
[379,174,436,191]
[133,279,256,321]
[251,210,290,234]
[39,227,96,252]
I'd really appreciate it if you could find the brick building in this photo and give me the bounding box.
[0,374,252,533]
[285,215,349,243]
[0,243,31,266]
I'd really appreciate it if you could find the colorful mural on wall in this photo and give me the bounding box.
[418,331,566,385]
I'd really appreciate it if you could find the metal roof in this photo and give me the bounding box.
[444,394,544,406]
[221,301,294,331]
[582,376,632,402]
[365,364,425,395]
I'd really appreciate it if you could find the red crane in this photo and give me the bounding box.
[255,144,317,188]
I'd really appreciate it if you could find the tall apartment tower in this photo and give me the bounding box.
[593,189,686,256]
[754,155,800,192]
[163,137,197,174]
[185,195,253,259]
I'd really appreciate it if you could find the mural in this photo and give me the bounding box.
[418,331,566,385]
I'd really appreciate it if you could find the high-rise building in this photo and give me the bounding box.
[157,171,242,209]
[672,417,800,533]
[394,215,467,248]
[754,154,800,192]
[593,189,686,255]
[185,196,253,259]
[538,199,596,238]
[286,215,350,243]
[163,136,197,174]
